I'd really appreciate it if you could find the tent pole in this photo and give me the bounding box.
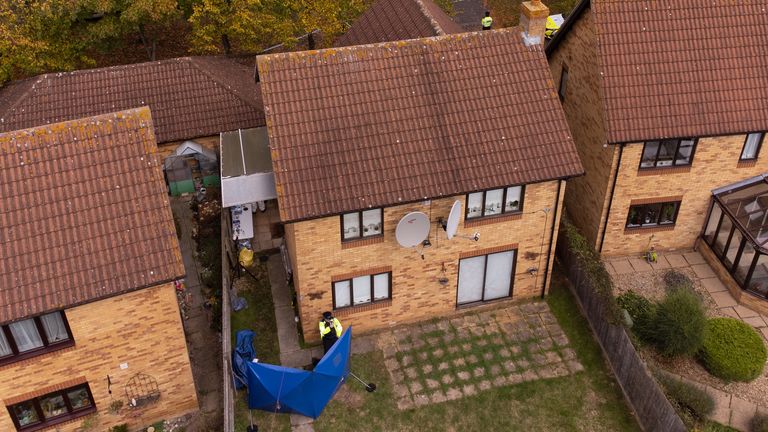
[349,371,377,392]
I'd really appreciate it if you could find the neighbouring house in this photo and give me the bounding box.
[256,1,583,343]
[0,56,265,196]
[0,107,197,431]
[334,0,464,47]
[546,0,768,311]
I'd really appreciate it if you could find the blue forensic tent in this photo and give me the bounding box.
[233,330,256,389]
[246,327,352,419]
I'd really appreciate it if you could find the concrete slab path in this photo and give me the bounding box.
[451,0,486,31]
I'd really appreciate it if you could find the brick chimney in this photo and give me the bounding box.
[520,0,549,46]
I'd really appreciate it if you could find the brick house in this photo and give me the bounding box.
[0,57,265,195]
[546,0,768,309]
[257,4,583,343]
[0,108,197,431]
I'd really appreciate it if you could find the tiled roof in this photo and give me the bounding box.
[334,0,464,47]
[258,29,584,223]
[0,57,265,144]
[557,0,768,144]
[0,107,184,323]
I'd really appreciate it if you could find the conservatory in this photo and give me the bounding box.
[703,175,768,299]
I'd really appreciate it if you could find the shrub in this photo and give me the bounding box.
[664,269,694,292]
[751,412,768,432]
[109,424,129,432]
[649,289,706,357]
[617,290,657,341]
[699,317,767,382]
[657,373,714,421]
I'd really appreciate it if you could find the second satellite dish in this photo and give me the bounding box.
[396,212,430,247]
[445,200,461,240]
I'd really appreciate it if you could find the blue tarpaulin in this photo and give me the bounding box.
[233,330,256,389]
[246,327,352,419]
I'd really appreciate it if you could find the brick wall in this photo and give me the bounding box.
[547,6,614,249]
[0,283,198,431]
[601,135,768,256]
[286,180,565,343]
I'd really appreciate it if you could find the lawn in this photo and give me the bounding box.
[313,271,641,431]
[486,0,581,28]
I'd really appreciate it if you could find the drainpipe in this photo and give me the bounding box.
[540,179,563,298]
[598,143,624,253]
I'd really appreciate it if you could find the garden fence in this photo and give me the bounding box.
[556,235,686,432]
[222,211,236,432]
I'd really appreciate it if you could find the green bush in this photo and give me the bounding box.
[617,290,657,341]
[751,412,768,432]
[649,289,706,357]
[699,317,767,382]
[109,424,129,432]
[657,373,714,421]
[663,269,694,292]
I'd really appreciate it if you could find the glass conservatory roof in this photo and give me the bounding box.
[714,174,768,247]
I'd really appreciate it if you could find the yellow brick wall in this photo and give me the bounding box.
[0,283,198,431]
[157,135,220,160]
[601,135,768,256]
[547,6,614,249]
[286,181,565,343]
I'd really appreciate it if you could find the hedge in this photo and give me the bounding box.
[699,317,767,382]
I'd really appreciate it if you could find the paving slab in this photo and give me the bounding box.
[711,291,738,308]
[761,327,768,340]
[683,251,707,265]
[665,254,688,268]
[649,255,671,270]
[701,277,728,293]
[734,304,759,319]
[743,316,767,328]
[628,257,653,272]
[610,259,635,275]
[721,307,739,319]
[692,263,717,279]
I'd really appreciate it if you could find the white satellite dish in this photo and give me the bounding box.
[396,212,431,248]
[445,200,461,240]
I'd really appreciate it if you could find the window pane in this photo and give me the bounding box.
[334,281,351,308]
[458,256,485,304]
[40,312,69,344]
[466,192,483,219]
[361,209,382,237]
[704,204,723,244]
[656,140,677,167]
[659,202,678,224]
[504,186,522,212]
[746,253,768,298]
[484,189,503,216]
[0,330,11,357]
[40,393,67,419]
[352,276,371,305]
[675,139,695,165]
[484,251,514,300]
[342,213,360,240]
[627,205,643,227]
[373,273,389,301]
[12,401,40,427]
[558,69,568,100]
[724,230,743,270]
[67,387,92,411]
[9,319,44,352]
[713,216,733,256]
[641,204,662,226]
[641,141,660,168]
[742,133,763,160]
[734,241,756,285]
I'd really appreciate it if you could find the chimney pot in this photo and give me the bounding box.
[520,0,550,46]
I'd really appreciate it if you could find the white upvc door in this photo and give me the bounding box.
[457,250,516,305]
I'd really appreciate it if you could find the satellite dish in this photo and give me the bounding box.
[396,212,430,247]
[445,201,461,240]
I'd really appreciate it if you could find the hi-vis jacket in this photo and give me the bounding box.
[319,318,342,339]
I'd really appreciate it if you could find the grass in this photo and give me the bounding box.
[231,261,289,432]
[487,0,581,29]
[313,271,640,431]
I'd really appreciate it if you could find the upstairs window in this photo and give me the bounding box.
[558,65,569,101]
[640,139,696,169]
[626,201,681,228]
[8,383,95,431]
[0,311,73,366]
[341,209,382,241]
[466,185,524,220]
[741,132,764,161]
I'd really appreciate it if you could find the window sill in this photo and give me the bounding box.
[0,340,75,369]
[341,235,384,249]
[16,407,96,432]
[334,299,392,317]
[623,225,676,235]
[737,160,758,168]
[637,166,692,176]
[464,212,522,228]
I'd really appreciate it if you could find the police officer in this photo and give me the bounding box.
[481,11,493,30]
[319,311,343,354]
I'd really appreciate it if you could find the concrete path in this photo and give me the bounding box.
[662,370,767,431]
[451,0,486,31]
[170,197,222,431]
